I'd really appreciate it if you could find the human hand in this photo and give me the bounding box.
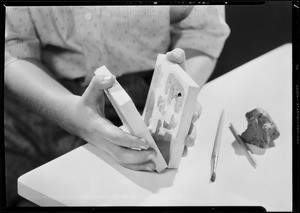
[166,48,202,156]
[74,74,157,171]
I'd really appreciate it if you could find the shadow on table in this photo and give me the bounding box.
[85,144,178,193]
[232,140,275,156]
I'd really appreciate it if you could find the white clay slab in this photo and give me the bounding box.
[143,54,200,168]
[94,66,168,172]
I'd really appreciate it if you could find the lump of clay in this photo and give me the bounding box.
[241,108,280,148]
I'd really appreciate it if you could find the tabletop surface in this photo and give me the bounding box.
[18,44,293,211]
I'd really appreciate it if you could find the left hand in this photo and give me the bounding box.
[166,48,202,157]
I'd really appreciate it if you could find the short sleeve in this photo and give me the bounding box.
[5,7,41,67]
[170,5,230,59]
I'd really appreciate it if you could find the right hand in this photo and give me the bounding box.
[72,74,157,171]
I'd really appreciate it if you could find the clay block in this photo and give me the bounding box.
[142,54,200,168]
[241,108,280,148]
[94,66,168,172]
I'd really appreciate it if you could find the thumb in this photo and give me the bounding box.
[166,48,186,70]
[82,74,116,107]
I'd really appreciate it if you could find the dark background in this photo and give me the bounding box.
[209,1,292,81]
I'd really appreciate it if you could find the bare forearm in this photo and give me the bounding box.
[4,58,160,171]
[184,49,217,87]
[4,58,81,135]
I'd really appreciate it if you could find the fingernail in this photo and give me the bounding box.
[173,51,180,58]
[139,139,149,149]
[146,166,153,171]
[147,153,156,160]
[102,75,112,82]
[146,164,155,171]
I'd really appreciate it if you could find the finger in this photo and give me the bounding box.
[102,123,149,149]
[185,123,196,147]
[121,160,156,172]
[182,146,188,157]
[166,48,185,63]
[106,144,157,165]
[82,74,116,105]
[166,48,186,70]
[192,101,202,123]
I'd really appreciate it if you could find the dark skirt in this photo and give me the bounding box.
[4,70,153,207]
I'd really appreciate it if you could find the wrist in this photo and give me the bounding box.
[63,94,106,144]
[185,55,216,86]
[56,94,86,137]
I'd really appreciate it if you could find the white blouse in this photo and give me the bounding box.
[5,6,230,85]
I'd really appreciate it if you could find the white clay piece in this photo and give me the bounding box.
[143,54,200,168]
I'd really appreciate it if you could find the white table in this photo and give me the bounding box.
[18,44,293,211]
